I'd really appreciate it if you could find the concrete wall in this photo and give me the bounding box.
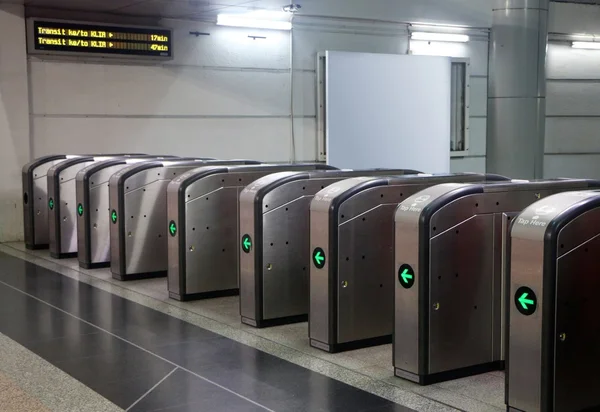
[546,2,600,178]
[0,4,31,241]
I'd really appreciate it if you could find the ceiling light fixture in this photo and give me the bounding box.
[217,11,292,31]
[572,41,600,49]
[411,32,469,43]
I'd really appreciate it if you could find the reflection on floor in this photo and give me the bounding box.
[1,242,505,412]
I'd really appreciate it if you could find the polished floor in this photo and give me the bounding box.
[0,243,506,411]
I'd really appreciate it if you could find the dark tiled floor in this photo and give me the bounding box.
[0,252,413,411]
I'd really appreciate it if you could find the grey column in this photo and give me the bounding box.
[487,0,548,179]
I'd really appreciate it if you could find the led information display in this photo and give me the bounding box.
[28,19,172,59]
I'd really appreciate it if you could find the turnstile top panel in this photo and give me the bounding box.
[512,190,600,243]
[240,168,422,204]
[76,156,180,182]
[309,173,506,214]
[397,179,600,220]
[47,156,96,179]
[22,155,81,174]
[172,163,336,195]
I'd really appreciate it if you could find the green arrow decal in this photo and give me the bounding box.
[314,252,324,265]
[48,198,54,210]
[169,221,177,236]
[518,293,534,310]
[111,210,117,224]
[241,234,252,253]
[77,203,83,216]
[400,268,413,284]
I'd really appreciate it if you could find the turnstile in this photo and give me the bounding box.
[48,156,132,258]
[110,160,258,281]
[393,179,600,386]
[239,168,419,328]
[309,173,509,353]
[507,191,600,412]
[23,155,83,249]
[76,156,179,269]
[167,163,336,301]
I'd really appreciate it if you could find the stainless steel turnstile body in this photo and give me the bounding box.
[309,173,508,353]
[393,179,600,385]
[110,160,255,281]
[168,163,336,301]
[76,156,178,269]
[48,156,120,258]
[508,191,600,412]
[239,169,419,328]
[23,155,82,249]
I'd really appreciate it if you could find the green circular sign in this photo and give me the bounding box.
[515,286,537,316]
[111,209,118,224]
[312,247,326,269]
[48,198,54,210]
[77,203,84,217]
[169,220,177,237]
[241,234,252,253]
[398,264,415,289]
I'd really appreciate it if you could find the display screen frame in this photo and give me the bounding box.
[27,18,174,61]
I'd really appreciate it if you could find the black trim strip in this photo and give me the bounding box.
[23,155,68,249]
[540,195,600,411]
[50,157,94,257]
[417,185,484,375]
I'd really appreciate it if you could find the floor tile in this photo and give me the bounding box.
[129,368,265,412]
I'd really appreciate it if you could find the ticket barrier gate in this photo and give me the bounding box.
[167,163,336,301]
[507,191,600,412]
[309,173,508,353]
[23,155,83,249]
[239,168,419,328]
[110,159,255,281]
[393,179,600,386]
[47,155,148,258]
[76,156,179,269]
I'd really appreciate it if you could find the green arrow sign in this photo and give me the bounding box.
[398,264,415,289]
[241,234,252,253]
[312,247,326,269]
[515,286,537,316]
[77,203,84,216]
[169,220,177,236]
[48,198,54,210]
[111,210,117,224]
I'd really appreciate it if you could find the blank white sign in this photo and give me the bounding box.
[326,51,451,173]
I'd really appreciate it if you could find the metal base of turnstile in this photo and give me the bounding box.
[26,244,48,250]
[310,335,392,354]
[394,361,504,386]
[51,252,77,259]
[242,314,307,329]
[113,270,167,281]
[169,289,238,302]
[79,261,110,269]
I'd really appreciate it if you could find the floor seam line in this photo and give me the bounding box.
[0,279,275,412]
[125,366,179,412]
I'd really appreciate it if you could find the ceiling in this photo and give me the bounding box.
[0,0,300,20]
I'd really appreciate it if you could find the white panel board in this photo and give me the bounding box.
[30,60,291,116]
[293,28,408,71]
[545,117,600,154]
[544,154,600,179]
[546,80,600,116]
[450,156,486,173]
[32,117,291,161]
[409,39,489,76]
[547,43,600,80]
[326,51,451,172]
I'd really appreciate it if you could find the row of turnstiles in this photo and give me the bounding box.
[22,154,600,412]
